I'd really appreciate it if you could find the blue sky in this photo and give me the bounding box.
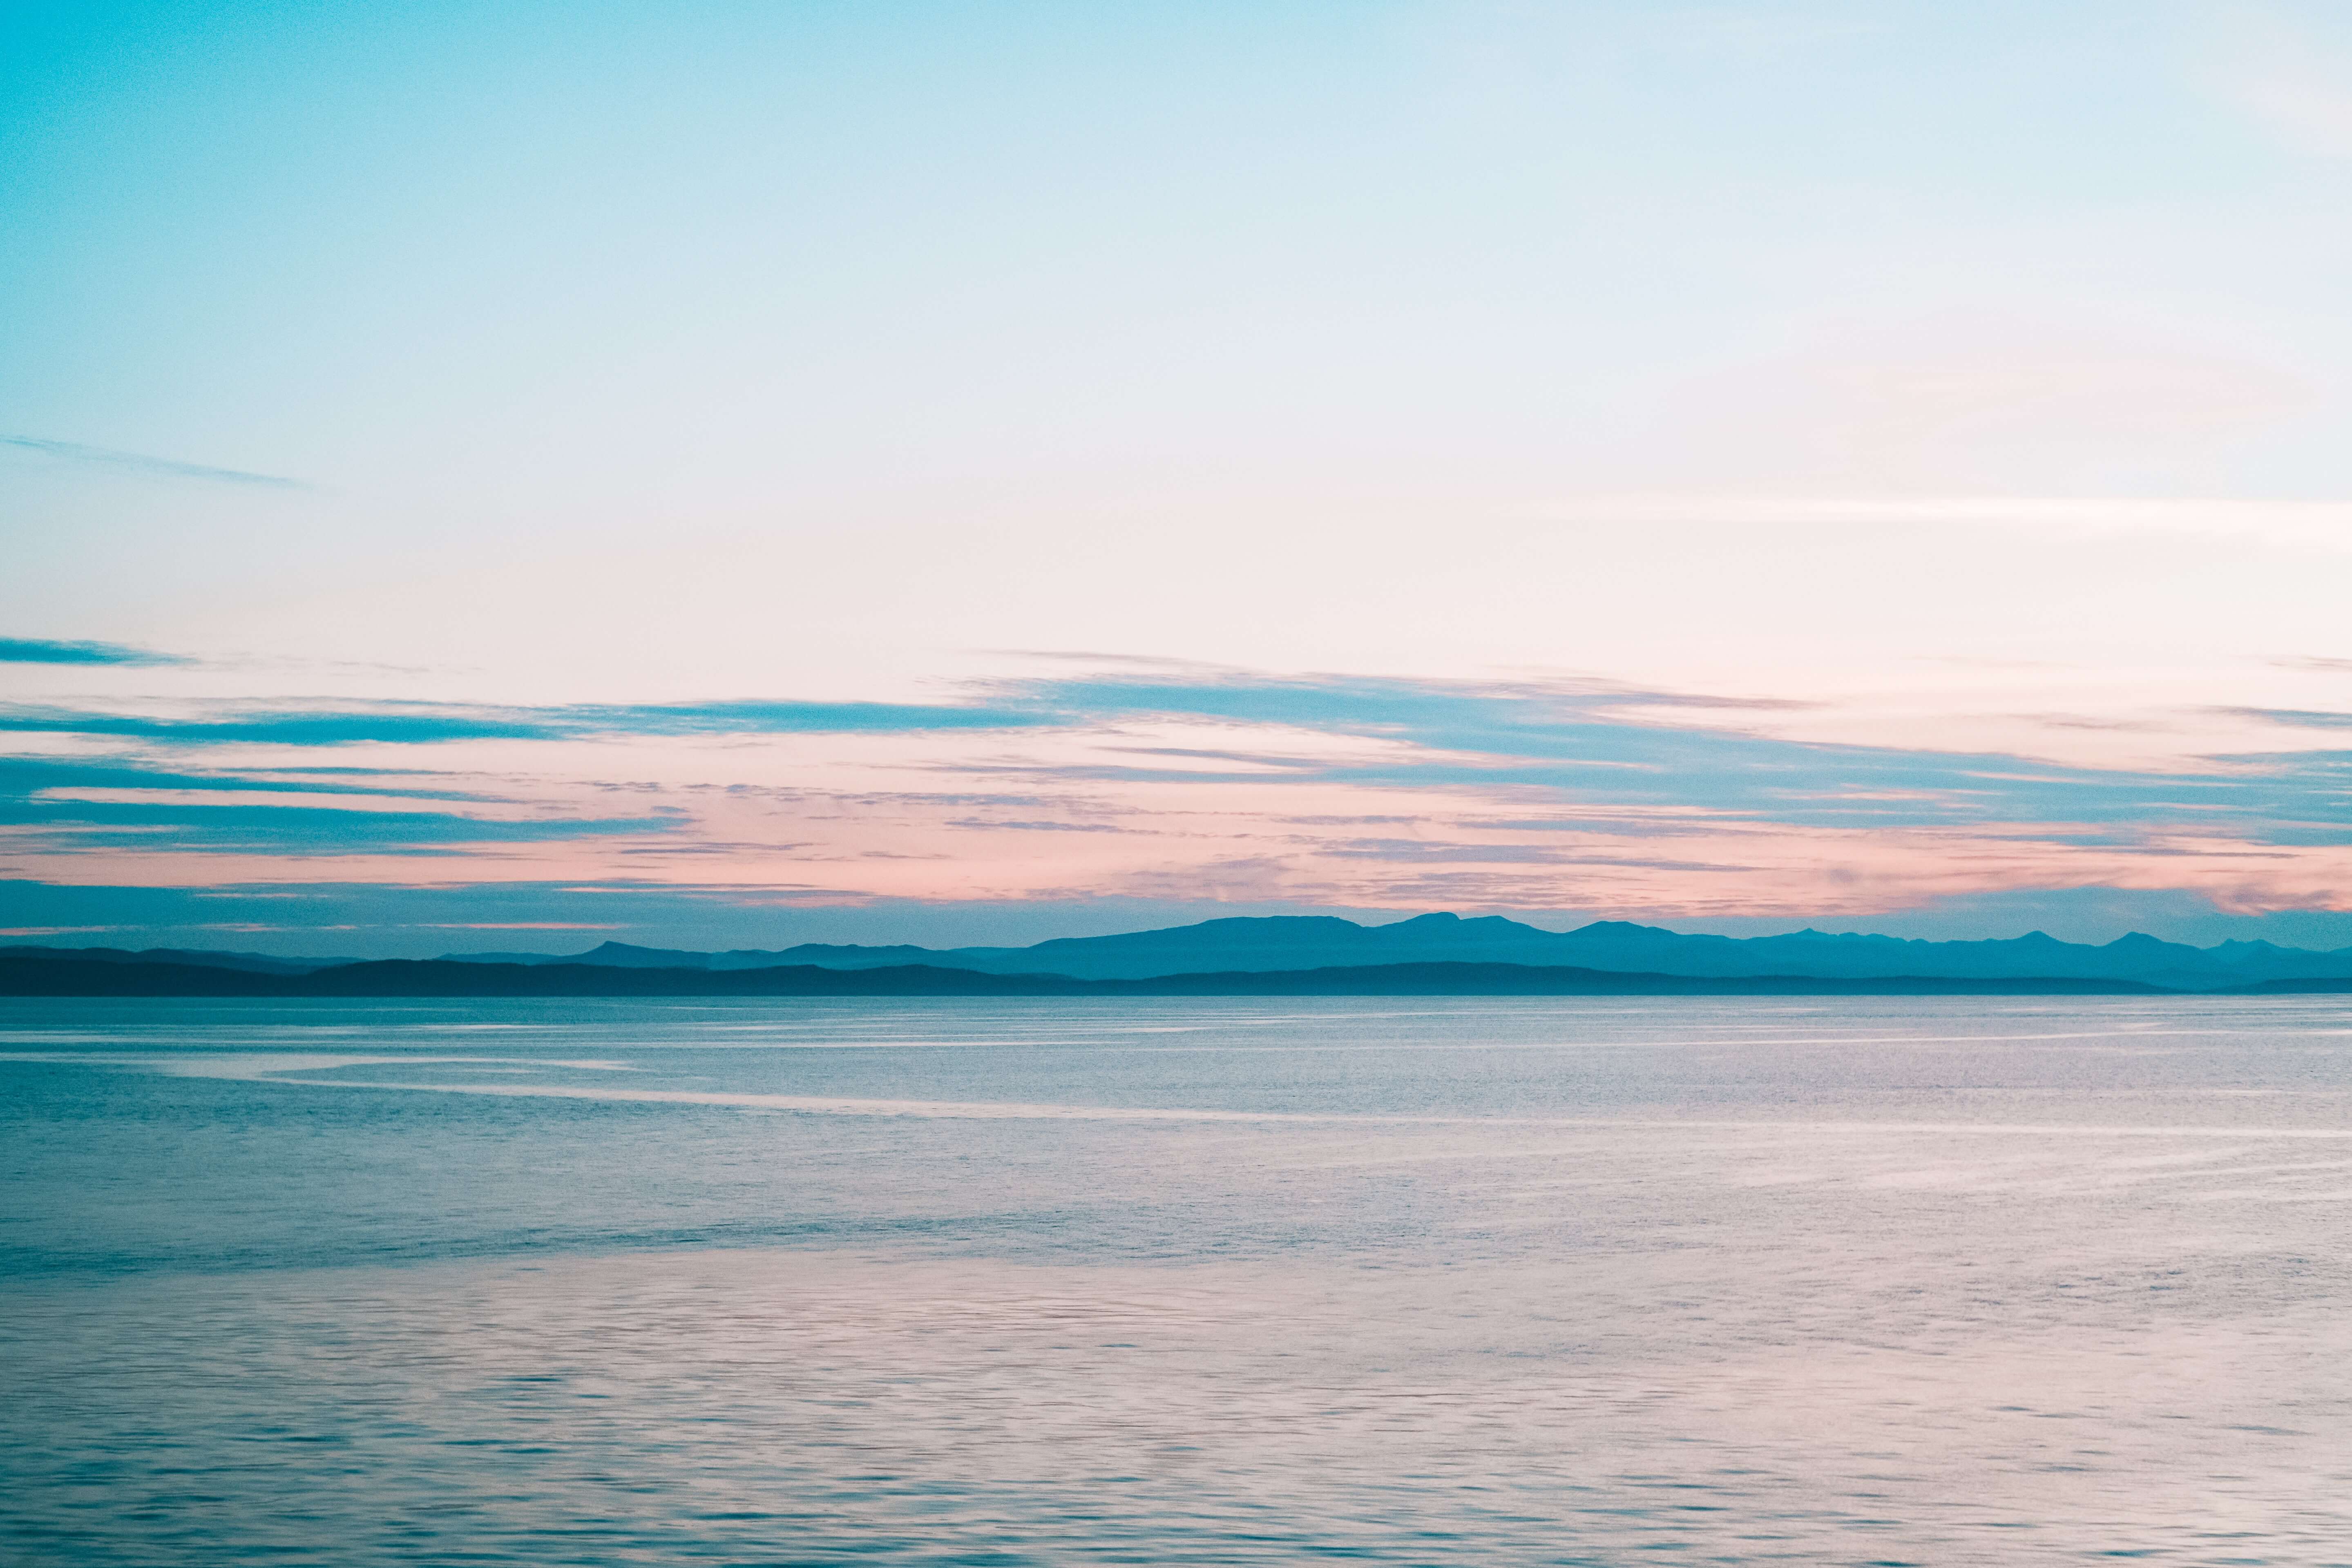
[6,2,2352,952]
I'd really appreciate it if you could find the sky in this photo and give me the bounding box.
[5,0,2352,956]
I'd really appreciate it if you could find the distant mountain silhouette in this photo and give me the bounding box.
[12,911,2352,993]
[0,954,2252,998]
[0,943,360,975]
[421,913,2352,988]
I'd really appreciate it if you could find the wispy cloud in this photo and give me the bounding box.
[1,802,675,856]
[0,753,489,802]
[0,697,1063,746]
[2,435,310,490]
[2212,706,2352,729]
[0,753,665,858]
[0,637,185,667]
[8,668,2351,917]
[1524,494,2352,550]
[11,670,2349,845]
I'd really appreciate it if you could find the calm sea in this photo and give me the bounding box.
[4,995,2349,1565]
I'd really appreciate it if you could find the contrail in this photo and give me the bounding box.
[3,434,310,489]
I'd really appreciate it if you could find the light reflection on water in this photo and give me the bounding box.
[4,995,2351,1564]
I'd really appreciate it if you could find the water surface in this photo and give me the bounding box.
[4,996,2349,1564]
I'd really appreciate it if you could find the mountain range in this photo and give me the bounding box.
[7,911,2352,992]
[440,911,2352,986]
